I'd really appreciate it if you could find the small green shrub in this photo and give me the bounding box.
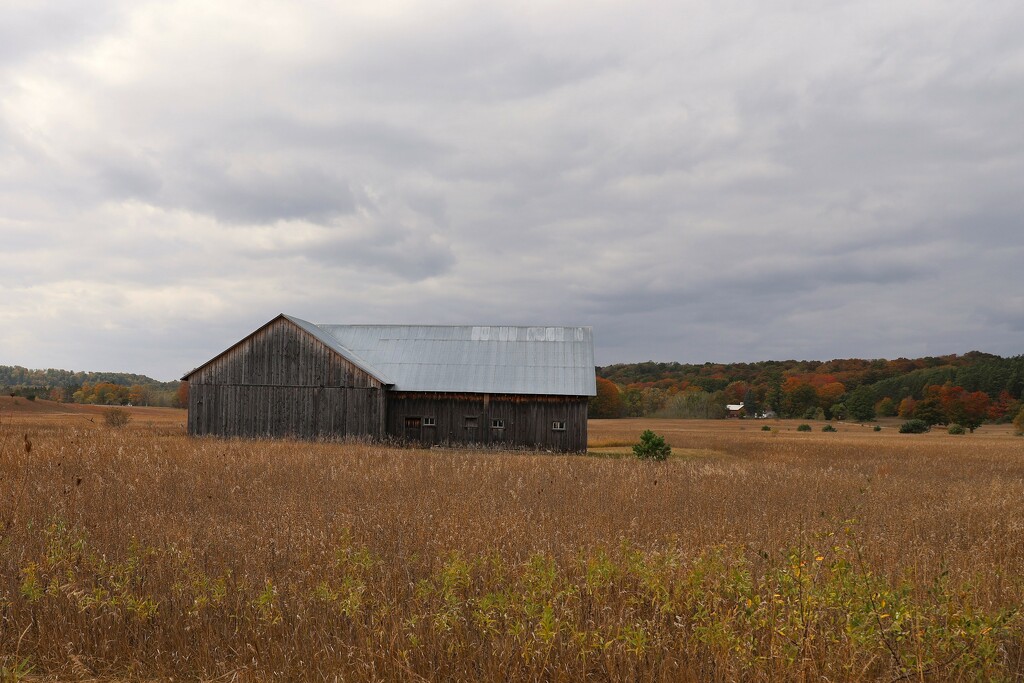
[796,424,812,432]
[873,425,882,432]
[822,424,837,432]
[947,423,966,435]
[761,425,771,432]
[899,419,930,434]
[633,430,671,461]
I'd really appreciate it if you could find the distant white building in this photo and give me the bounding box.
[726,402,745,418]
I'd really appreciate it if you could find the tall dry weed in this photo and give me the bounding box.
[0,419,1022,680]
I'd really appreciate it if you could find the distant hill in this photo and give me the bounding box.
[0,365,182,407]
[596,352,1024,421]
[0,365,168,388]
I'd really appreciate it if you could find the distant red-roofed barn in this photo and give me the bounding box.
[726,402,746,418]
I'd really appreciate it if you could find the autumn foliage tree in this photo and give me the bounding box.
[897,397,917,419]
[874,397,896,417]
[129,384,152,406]
[816,382,846,411]
[590,377,624,418]
[175,381,189,409]
[930,385,989,432]
[988,391,1018,421]
[949,391,989,432]
[902,384,990,431]
[73,382,131,405]
[723,381,750,405]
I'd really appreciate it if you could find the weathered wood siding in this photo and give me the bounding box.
[386,392,589,452]
[187,317,385,439]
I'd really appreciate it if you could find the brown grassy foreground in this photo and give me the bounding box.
[1,412,1023,681]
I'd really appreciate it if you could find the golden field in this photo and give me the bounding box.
[1,399,1023,681]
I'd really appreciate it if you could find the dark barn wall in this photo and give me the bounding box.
[187,318,385,439]
[386,392,589,452]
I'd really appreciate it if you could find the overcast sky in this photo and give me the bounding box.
[2,0,1023,381]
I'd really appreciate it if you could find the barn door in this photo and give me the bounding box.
[404,416,422,443]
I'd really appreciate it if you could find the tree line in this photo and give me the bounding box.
[1,365,185,408]
[592,352,1024,429]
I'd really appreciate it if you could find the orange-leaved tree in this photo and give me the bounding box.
[590,377,624,418]
[817,382,846,410]
[175,381,189,409]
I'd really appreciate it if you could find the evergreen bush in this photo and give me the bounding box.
[899,419,930,434]
[796,424,812,432]
[633,430,671,461]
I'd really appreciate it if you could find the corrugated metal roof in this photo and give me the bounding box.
[301,320,596,396]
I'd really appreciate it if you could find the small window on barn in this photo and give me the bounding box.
[552,421,566,431]
[491,418,505,429]
[423,417,436,427]
[405,417,421,428]
[464,416,478,429]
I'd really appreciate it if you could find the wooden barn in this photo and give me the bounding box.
[182,314,596,452]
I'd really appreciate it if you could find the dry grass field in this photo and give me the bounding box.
[2,404,1023,681]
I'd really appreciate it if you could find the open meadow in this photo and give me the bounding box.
[1,399,1023,681]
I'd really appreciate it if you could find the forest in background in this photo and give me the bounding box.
[593,351,1024,429]
[0,365,185,407]
[5,351,1024,428]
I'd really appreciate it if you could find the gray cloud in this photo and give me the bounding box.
[335,10,621,103]
[302,229,455,282]
[178,163,356,224]
[1,0,1022,380]
[0,2,124,65]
